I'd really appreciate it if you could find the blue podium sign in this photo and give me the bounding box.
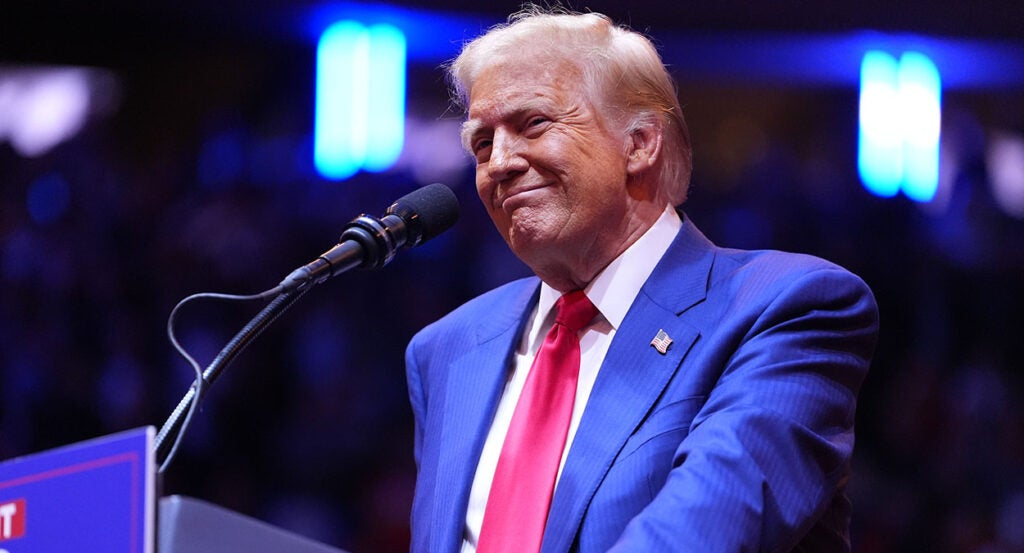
[0,427,155,553]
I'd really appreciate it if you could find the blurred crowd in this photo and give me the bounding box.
[1,47,1023,552]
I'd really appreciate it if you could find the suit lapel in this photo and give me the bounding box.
[430,281,540,553]
[541,217,717,552]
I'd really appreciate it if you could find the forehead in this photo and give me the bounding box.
[466,56,585,124]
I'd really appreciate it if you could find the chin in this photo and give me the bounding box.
[507,225,563,264]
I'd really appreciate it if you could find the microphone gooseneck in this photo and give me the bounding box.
[279,182,459,292]
[156,183,459,471]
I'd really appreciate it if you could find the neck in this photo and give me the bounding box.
[531,202,665,293]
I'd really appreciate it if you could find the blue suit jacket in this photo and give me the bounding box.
[405,215,878,552]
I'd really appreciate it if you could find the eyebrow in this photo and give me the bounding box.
[460,120,484,152]
[460,100,553,151]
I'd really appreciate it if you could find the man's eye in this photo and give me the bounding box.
[474,139,492,153]
[527,117,548,127]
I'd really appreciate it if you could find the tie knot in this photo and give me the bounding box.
[554,290,598,332]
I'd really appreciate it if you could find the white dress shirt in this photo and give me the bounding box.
[461,206,683,552]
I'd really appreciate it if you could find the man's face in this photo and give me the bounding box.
[463,56,634,283]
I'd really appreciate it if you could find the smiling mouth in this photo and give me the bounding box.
[499,184,549,212]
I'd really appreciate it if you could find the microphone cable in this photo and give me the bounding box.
[154,183,459,472]
[158,285,299,473]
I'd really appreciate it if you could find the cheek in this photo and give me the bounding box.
[543,133,623,184]
[475,169,495,206]
[475,172,510,229]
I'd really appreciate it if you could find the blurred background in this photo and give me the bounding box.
[2,1,1023,551]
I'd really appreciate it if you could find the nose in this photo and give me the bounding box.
[487,127,528,182]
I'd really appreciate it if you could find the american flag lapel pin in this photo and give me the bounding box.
[650,329,672,354]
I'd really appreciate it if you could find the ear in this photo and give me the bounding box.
[625,118,663,177]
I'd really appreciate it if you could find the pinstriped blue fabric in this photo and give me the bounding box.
[406,214,878,553]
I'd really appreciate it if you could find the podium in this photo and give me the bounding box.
[159,495,346,553]
[0,427,348,553]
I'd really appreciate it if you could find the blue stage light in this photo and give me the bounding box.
[858,50,941,202]
[858,51,902,198]
[898,52,941,202]
[363,24,406,172]
[315,21,406,180]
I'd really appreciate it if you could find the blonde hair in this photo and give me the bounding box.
[447,6,693,204]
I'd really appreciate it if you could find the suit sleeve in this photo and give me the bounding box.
[405,335,427,469]
[609,266,879,552]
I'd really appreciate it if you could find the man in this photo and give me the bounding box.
[405,8,878,553]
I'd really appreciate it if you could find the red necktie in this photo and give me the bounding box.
[477,290,598,553]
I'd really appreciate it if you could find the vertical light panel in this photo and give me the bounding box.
[316,21,367,180]
[858,50,942,202]
[858,51,902,197]
[315,21,406,180]
[898,52,941,202]
[363,24,406,172]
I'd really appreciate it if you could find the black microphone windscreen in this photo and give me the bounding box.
[388,183,460,245]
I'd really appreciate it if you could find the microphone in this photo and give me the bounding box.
[279,183,459,292]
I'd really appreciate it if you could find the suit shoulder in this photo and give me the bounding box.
[715,245,837,270]
[710,247,876,309]
[410,276,539,346]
